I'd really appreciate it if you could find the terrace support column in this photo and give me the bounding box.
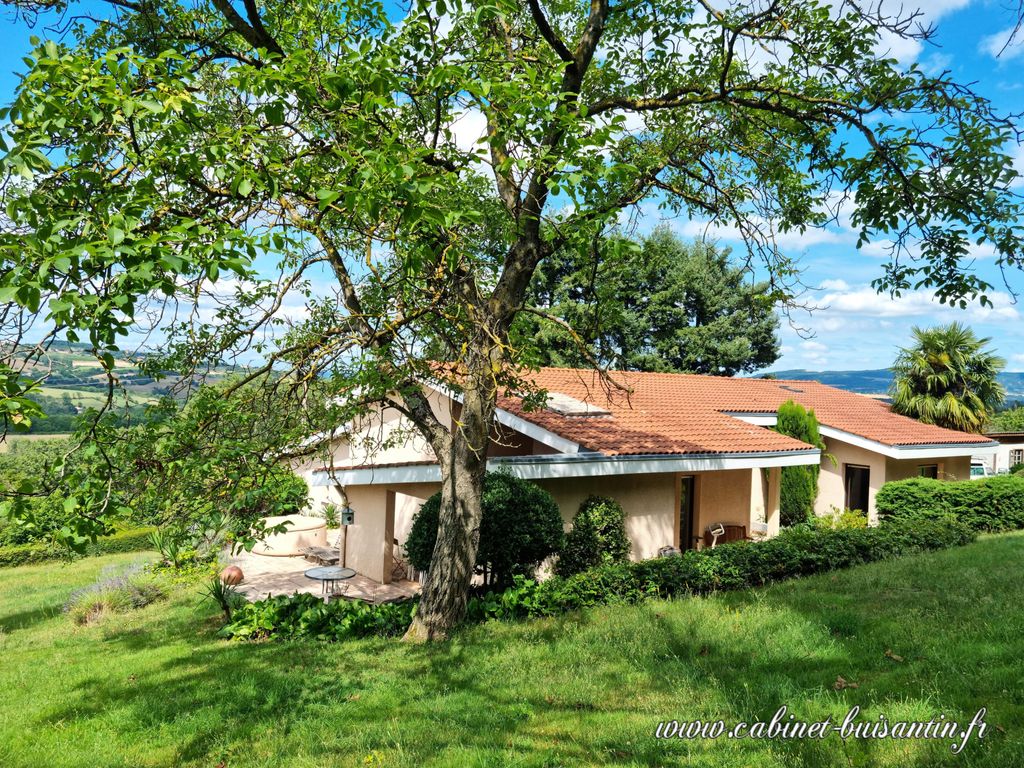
[381,490,396,585]
[765,467,782,538]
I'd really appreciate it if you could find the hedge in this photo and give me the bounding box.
[466,518,977,622]
[875,475,1024,532]
[218,517,978,642]
[0,526,156,568]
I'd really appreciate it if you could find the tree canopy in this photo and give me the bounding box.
[1,0,1022,638]
[890,323,1006,433]
[521,227,780,374]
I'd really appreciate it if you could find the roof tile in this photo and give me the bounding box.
[497,368,993,457]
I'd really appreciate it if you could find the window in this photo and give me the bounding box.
[844,464,870,512]
[1011,449,1024,466]
[918,465,939,479]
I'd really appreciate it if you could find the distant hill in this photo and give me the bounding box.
[763,369,1024,400]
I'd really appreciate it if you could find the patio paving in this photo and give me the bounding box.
[228,549,420,604]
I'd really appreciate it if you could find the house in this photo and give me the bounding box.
[292,368,998,583]
[975,432,1024,475]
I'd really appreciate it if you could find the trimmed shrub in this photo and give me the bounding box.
[222,592,415,641]
[556,495,631,577]
[875,475,1024,532]
[85,526,157,556]
[467,518,976,622]
[775,401,825,526]
[64,563,166,624]
[1010,462,1024,475]
[0,526,156,569]
[0,541,58,568]
[405,471,565,588]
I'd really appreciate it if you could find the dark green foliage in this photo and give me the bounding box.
[0,438,75,545]
[405,472,565,588]
[775,400,825,525]
[222,592,415,641]
[555,495,631,577]
[876,476,1024,532]
[521,229,780,375]
[1010,462,1024,475]
[0,526,155,568]
[467,518,976,622]
[988,406,1024,433]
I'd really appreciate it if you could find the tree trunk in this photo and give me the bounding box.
[404,386,492,641]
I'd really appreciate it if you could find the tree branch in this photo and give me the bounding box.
[527,0,574,63]
[210,0,283,56]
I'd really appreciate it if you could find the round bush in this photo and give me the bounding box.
[405,472,565,588]
[556,495,631,577]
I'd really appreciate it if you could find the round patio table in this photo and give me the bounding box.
[304,566,356,595]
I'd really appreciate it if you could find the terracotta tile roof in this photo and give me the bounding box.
[496,368,994,457]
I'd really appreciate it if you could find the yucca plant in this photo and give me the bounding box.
[890,323,1005,433]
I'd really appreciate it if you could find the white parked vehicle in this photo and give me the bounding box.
[970,461,991,480]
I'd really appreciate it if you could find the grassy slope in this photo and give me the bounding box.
[1,538,1023,768]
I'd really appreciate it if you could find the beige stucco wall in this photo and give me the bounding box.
[750,467,782,539]
[816,438,887,523]
[535,473,678,560]
[885,456,970,483]
[817,437,977,522]
[341,486,394,583]
[696,469,753,535]
[317,465,784,581]
[943,455,972,482]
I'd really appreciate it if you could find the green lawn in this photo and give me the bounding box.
[2,536,1023,767]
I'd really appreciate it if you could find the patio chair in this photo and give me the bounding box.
[391,538,410,581]
[703,523,748,548]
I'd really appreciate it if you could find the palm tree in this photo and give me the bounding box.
[890,323,1005,433]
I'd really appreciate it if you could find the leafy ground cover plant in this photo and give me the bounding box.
[222,592,415,641]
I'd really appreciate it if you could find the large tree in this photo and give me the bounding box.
[522,227,780,374]
[890,323,1006,433]
[1,0,1023,639]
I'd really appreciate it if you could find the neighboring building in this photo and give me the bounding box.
[975,432,1024,474]
[293,369,998,584]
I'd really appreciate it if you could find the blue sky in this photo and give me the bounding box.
[0,1,1022,372]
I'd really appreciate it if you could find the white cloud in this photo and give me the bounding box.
[1011,142,1024,189]
[875,29,923,64]
[800,339,829,366]
[819,285,1020,323]
[980,25,1024,60]
[449,108,487,153]
[677,219,847,250]
[1011,353,1024,367]
[819,278,850,291]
